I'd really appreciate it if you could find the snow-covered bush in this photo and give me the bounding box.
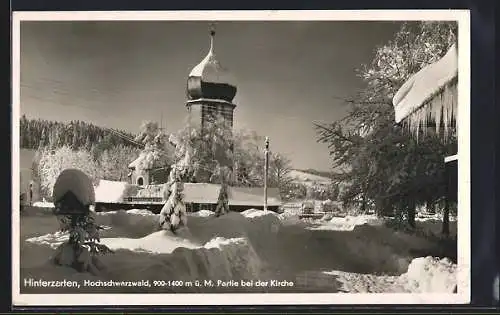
[159,181,188,233]
[37,146,100,200]
[133,121,172,173]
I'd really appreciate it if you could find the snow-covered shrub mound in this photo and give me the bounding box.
[53,169,95,205]
[403,256,457,293]
[190,210,215,217]
[94,180,138,203]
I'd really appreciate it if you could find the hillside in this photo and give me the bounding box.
[289,169,332,187]
[294,168,333,179]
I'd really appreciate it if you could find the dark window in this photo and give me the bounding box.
[137,177,144,186]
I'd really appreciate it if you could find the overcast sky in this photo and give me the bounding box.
[20,20,403,172]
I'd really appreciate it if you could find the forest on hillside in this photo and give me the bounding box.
[19,115,137,152]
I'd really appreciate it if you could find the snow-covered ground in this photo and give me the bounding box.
[32,200,54,208]
[307,214,383,231]
[190,209,215,217]
[20,206,457,294]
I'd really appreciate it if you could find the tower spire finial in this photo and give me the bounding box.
[209,22,216,52]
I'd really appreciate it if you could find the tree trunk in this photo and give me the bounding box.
[376,198,393,217]
[442,197,450,236]
[426,199,435,214]
[361,195,366,214]
[407,198,416,228]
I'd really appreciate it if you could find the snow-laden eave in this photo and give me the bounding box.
[186,98,236,106]
[392,43,458,138]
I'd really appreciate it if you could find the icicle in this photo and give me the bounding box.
[402,79,457,142]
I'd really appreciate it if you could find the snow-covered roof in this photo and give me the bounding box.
[227,186,281,207]
[95,180,137,203]
[392,43,458,123]
[183,183,222,204]
[128,155,143,169]
[128,151,163,170]
[188,31,236,86]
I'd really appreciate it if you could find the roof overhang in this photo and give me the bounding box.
[392,43,458,137]
[186,99,236,108]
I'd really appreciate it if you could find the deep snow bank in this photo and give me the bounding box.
[100,230,201,254]
[25,228,264,292]
[23,209,457,293]
[88,210,454,276]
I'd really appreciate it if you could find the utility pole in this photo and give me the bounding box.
[160,112,163,130]
[264,137,269,212]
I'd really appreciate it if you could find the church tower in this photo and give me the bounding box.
[186,25,237,130]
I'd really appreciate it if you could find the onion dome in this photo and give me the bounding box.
[187,26,237,103]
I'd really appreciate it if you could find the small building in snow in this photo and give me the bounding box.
[182,183,282,213]
[127,153,170,186]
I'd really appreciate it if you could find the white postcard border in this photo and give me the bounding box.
[11,9,471,306]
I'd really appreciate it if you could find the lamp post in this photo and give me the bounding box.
[264,137,269,212]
